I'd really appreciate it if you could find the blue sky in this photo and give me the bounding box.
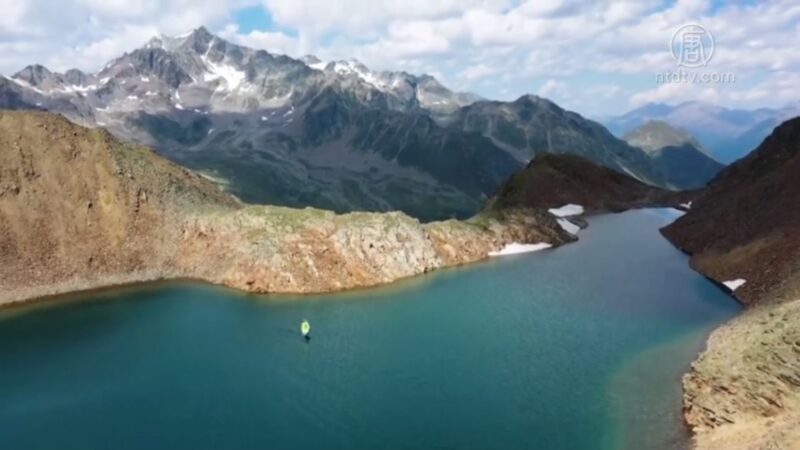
[1,0,798,117]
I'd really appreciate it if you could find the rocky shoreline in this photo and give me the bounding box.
[681,298,800,450]
[662,118,800,450]
[0,210,569,307]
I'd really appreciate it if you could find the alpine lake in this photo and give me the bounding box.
[0,210,741,450]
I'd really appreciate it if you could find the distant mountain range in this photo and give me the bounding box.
[607,101,800,164]
[0,27,717,219]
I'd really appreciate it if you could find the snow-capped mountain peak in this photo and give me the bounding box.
[3,26,481,133]
[298,55,478,114]
[300,55,326,70]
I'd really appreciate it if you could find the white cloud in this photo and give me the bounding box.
[219,24,306,56]
[261,0,510,36]
[458,63,498,81]
[629,82,722,108]
[537,79,566,97]
[0,0,798,115]
[0,0,247,74]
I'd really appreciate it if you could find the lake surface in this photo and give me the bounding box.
[0,210,740,450]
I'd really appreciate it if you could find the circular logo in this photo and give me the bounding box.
[670,24,715,68]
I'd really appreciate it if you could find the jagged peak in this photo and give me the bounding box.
[330,59,371,74]
[189,26,212,39]
[145,26,218,53]
[513,94,560,110]
[182,26,215,50]
[12,64,57,87]
[14,64,52,78]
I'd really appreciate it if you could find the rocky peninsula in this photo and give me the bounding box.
[0,110,572,306]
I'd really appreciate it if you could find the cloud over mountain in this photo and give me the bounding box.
[0,0,798,116]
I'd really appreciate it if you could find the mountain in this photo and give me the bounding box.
[660,117,800,450]
[0,110,571,304]
[608,101,800,163]
[662,117,800,305]
[305,57,481,115]
[0,27,670,220]
[441,95,669,187]
[486,153,689,214]
[623,120,724,189]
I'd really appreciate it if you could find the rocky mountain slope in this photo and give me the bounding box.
[624,120,724,189]
[442,95,669,187]
[301,56,481,115]
[0,110,571,305]
[661,117,800,450]
[486,153,689,214]
[608,101,800,163]
[0,27,675,220]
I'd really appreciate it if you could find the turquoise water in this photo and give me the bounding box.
[0,210,740,450]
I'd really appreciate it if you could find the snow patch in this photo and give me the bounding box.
[8,77,44,94]
[207,128,214,135]
[59,84,98,94]
[488,242,552,257]
[557,218,580,235]
[140,76,150,82]
[548,204,584,217]
[332,60,388,91]
[261,116,268,121]
[681,202,693,210]
[145,91,158,96]
[723,279,746,291]
[175,103,184,110]
[201,55,246,92]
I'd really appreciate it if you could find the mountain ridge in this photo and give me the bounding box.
[608,101,800,163]
[1,26,679,220]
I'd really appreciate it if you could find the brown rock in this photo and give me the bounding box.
[0,110,571,305]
